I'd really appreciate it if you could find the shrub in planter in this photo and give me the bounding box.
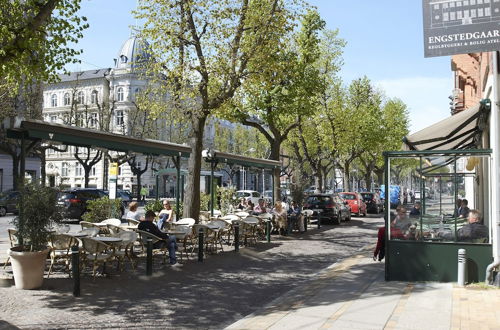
[144,199,163,213]
[81,197,122,223]
[9,184,64,289]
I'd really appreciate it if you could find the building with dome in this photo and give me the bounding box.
[42,36,159,194]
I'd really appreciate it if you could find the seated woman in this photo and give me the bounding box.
[236,198,247,210]
[125,202,142,221]
[157,200,176,231]
[272,202,287,235]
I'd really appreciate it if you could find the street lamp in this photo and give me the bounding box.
[202,149,218,217]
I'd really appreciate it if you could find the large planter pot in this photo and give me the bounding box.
[8,246,50,290]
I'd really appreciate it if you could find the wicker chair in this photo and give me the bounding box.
[136,230,169,264]
[101,218,122,226]
[47,234,78,277]
[107,224,125,236]
[80,237,114,278]
[191,224,218,254]
[126,218,140,226]
[80,221,95,230]
[113,231,138,270]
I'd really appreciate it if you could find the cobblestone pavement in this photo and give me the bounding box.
[0,215,383,329]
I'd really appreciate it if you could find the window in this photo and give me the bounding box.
[116,110,124,126]
[91,166,96,176]
[61,162,69,177]
[91,90,98,104]
[64,93,70,106]
[77,91,85,104]
[51,94,57,107]
[117,87,124,101]
[50,115,57,123]
[75,162,83,176]
[90,113,98,127]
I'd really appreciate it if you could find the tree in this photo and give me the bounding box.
[286,28,345,192]
[359,98,409,189]
[0,0,88,92]
[221,9,327,200]
[136,0,303,219]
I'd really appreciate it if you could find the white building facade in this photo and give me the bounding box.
[42,37,156,194]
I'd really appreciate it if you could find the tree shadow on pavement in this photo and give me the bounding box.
[0,216,388,329]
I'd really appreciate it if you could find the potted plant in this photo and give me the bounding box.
[8,183,63,289]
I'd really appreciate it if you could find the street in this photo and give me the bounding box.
[0,213,383,329]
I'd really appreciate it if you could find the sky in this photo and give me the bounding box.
[68,0,453,134]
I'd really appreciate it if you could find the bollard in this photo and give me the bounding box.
[317,212,321,229]
[71,246,80,297]
[458,248,467,286]
[146,237,152,276]
[198,228,204,262]
[266,220,271,243]
[234,223,240,252]
[304,216,308,233]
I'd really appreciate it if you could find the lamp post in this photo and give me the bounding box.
[202,149,217,217]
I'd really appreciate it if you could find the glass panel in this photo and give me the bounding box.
[387,154,490,244]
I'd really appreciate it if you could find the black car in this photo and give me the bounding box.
[360,192,384,214]
[303,194,350,225]
[57,188,109,220]
[0,191,20,216]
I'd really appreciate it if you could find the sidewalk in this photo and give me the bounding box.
[226,254,500,330]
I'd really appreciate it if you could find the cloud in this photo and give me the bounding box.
[374,77,452,134]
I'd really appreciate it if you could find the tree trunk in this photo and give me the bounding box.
[269,140,281,204]
[84,171,90,188]
[374,167,384,186]
[343,162,351,191]
[136,174,142,202]
[183,115,207,221]
[40,152,46,187]
[314,171,323,192]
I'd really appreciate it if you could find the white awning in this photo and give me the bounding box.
[402,100,490,151]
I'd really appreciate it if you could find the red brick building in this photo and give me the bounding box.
[450,53,491,114]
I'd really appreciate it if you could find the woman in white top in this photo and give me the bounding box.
[125,201,142,221]
[272,202,287,235]
[158,200,176,230]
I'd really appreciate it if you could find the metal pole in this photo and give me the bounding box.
[198,228,204,262]
[454,157,458,242]
[146,238,152,276]
[71,246,80,297]
[317,211,321,229]
[384,154,390,280]
[210,162,215,218]
[266,220,271,243]
[458,248,467,286]
[176,155,181,220]
[234,222,240,252]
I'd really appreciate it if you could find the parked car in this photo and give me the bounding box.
[57,188,119,220]
[303,193,350,225]
[235,190,262,205]
[360,192,384,214]
[0,191,20,216]
[339,192,367,217]
[335,194,352,222]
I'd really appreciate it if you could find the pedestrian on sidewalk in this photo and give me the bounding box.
[140,185,148,205]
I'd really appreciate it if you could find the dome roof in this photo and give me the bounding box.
[115,36,151,70]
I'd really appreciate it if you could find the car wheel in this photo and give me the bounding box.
[0,207,6,217]
[332,216,340,225]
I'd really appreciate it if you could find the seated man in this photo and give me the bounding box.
[138,210,181,267]
[456,209,488,242]
[409,201,421,217]
[457,199,470,218]
[287,201,302,234]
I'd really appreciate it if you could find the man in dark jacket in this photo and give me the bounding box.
[138,210,181,266]
[456,209,488,242]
